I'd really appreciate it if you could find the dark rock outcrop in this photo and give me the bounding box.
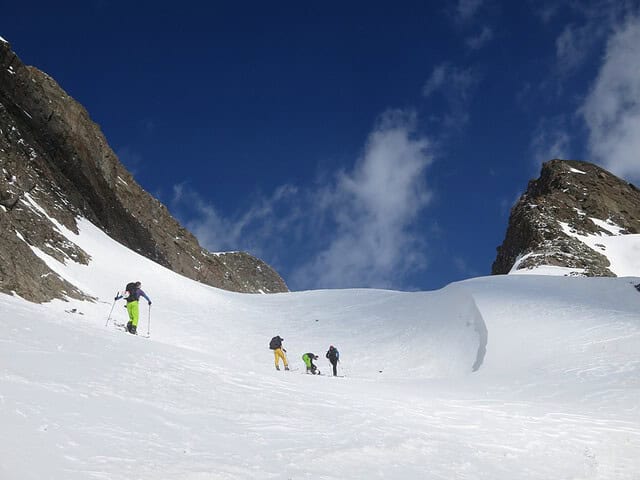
[493,159,640,276]
[0,38,287,302]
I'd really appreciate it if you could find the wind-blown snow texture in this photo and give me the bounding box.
[1,215,639,479]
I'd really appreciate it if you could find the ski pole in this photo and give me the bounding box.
[105,292,119,327]
[147,304,151,337]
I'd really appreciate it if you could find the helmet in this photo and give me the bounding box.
[135,281,141,287]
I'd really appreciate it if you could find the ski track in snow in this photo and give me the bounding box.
[0,216,639,479]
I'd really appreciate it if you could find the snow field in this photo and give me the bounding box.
[1,216,639,478]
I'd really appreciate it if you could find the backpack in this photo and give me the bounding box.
[327,346,339,361]
[124,282,138,301]
[269,336,281,350]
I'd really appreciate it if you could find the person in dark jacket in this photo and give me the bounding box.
[115,281,151,335]
[325,345,339,376]
[302,353,320,375]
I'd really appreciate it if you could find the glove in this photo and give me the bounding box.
[114,296,118,301]
[148,301,152,306]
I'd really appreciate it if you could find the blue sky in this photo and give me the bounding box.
[3,1,640,291]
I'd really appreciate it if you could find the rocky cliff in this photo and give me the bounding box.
[493,159,640,276]
[0,38,288,302]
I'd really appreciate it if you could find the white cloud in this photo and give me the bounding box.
[550,1,636,78]
[173,110,435,290]
[555,24,597,74]
[292,111,434,289]
[422,65,448,98]
[534,1,564,24]
[531,117,572,166]
[466,25,493,50]
[456,0,484,23]
[423,64,478,102]
[173,184,231,249]
[581,16,640,182]
[174,183,301,260]
[423,63,481,129]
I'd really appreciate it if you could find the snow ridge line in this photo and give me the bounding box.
[469,292,488,372]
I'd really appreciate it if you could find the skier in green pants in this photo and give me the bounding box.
[115,281,151,334]
[302,353,320,375]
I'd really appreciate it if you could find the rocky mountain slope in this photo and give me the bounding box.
[0,38,287,302]
[493,159,640,276]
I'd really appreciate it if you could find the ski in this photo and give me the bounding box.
[112,322,149,338]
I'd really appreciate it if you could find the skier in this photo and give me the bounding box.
[269,335,289,371]
[302,353,320,375]
[325,345,339,376]
[115,281,151,335]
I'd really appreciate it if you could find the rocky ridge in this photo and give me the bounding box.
[493,159,640,276]
[0,38,287,302]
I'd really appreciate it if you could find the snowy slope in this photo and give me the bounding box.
[512,215,640,279]
[1,216,639,479]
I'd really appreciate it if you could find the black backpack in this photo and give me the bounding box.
[327,347,339,362]
[269,336,282,350]
[125,282,138,301]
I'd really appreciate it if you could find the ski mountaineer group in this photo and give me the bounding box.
[270,336,341,376]
[114,281,152,335]
[110,282,342,375]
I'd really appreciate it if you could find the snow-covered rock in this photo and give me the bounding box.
[494,159,640,278]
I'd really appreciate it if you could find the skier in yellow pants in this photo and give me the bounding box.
[269,335,289,371]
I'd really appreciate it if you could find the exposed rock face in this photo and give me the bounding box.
[0,39,287,302]
[493,159,640,276]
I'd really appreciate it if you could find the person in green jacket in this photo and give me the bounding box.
[302,353,320,375]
